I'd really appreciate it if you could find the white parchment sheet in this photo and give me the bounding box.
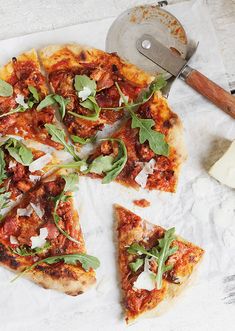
[0,1,235,330]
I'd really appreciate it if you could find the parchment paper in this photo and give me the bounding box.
[0,1,234,330]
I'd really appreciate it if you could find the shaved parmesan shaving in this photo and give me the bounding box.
[29,175,41,183]
[29,153,52,172]
[6,135,23,141]
[133,258,156,291]
[17,205,33,217]
[10,235,19,245]
[30,202,44,219]
[119,94,129,106]
[8,161,16,169]
[135,159,156,188]
[15,94,28,109]
[80,164,88,172]
[78,86,92,101]
[30,227,48,249]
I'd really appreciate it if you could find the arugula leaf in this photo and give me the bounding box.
[69,74,101,121]
[52,173,80,244]
[45,124,80,161]
[53,94,70,119]
[28,85,39,102]
[11,253,100,281]
[155,228,178,289]
[71,135,95,145]
[127,227,178,290]
[102,75,167,111]
[68,96,101,121]
[12,241,51,257]
[49,160,87,170]
[37,94,55,110]
[88,138,127,184]
[0,105,27,118]
[74,75,97,97]
[5,138,33,166]
[130,111,169,156]
[27,85,40,108]
[0,79,13,97]
[0,149,7,184]
[129,258,144,273]
[62,173,79,192]
[115,81,169,156]
[89,155,114,175]
[0,188,11,212]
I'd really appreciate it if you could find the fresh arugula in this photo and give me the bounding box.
[71,135,95,145]
[129,258,144,273]
[37,94,69,119]
[45,124,80,161]
[0,187,11,212]
[5,138,33,166]
[115,79,169,156]
[0,79,13,97]
[11,253,100,282]
[12,241,51,257]
[88,138,127,184]
[0,149,7,184]
[130,111,169,156]
[102,75,167,111]
[127,228,178,289]
[0,105,27,118]
[27,85,40,108]
[69,74,101,121]
[52,174,80,244]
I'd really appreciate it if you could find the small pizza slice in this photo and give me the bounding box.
[84,87,186,192]
[0,137,67,217]
[0,170,99,295]
[115,205,204,324]
[39,44,152,146]
[0,49,61,148]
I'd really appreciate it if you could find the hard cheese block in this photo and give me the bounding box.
[209,140,235,188]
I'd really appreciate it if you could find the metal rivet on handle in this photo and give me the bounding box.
[141,39,151,49]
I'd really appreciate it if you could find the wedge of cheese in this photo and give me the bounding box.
[209,140,235,188]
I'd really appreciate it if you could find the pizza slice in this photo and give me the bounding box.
[84,88,186,192]
[0,170,99,295]
[115,205,204,323]
[39,44,152,146]
[0,136,69,217]
[0,49,61,148]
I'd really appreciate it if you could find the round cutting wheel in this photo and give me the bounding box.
[106,5,188,78]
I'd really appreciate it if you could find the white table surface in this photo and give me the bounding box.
[0,0,234,89]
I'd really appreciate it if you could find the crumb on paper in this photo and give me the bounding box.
[133,199,150,208]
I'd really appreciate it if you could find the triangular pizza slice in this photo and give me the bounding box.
[39,44,152,146]
[0,49,61,148]
[0,137,66,217]
[115,205,204,323]
[85,90,186,192]
[0,170,99,295]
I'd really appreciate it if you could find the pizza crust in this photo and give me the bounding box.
[39,43,153,86]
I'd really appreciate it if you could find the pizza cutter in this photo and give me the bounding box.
[106,5,235,119]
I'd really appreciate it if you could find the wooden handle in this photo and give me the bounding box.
[185,69,235,119]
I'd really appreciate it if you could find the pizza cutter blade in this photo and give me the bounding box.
[106,5,235,119]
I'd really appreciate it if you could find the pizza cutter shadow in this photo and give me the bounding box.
[201,135,232,172]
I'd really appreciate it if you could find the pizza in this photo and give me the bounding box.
[0,170,99,295]
[115,205,204,323]
[39,44,152,145]
[0,49,61,148]
[86,90,186,192]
